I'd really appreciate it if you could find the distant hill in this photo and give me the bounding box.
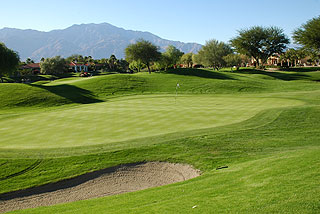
[0,23,202,61]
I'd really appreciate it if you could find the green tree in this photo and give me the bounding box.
[0,43,20,82]
[162,45,184,69]
[280,49,308,67]
[98,58,108,64]
[230,26,289,66]
[180,53,194,68]
[40,56,68,75]
[118,59,129,72]
[155,54,171,71]
[83,56,92,65]
[108,54,118,71]
[293,16,320,53]
[129,60,145,72]
[66,54,84,63]
[125,39,161,74]
[155,46,183,71]
[192,53,202,66]
[26,58,34,64]
[223,53,243,71]
[282,49,307,67]
[197,39,232,70]
[306,49,320,66]
[87,56,94,64]
[97,58,109,71]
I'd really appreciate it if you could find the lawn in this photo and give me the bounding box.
[0,94,302,149]
[0,68,319,213]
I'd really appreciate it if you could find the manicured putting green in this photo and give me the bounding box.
[0,95,302,149]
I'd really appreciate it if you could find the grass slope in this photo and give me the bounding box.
[16,147,318,214]
[1,68,320,110]
[0,68,320,213]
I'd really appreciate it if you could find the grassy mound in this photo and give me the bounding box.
[2,68,320,110]
[0,68,319,213]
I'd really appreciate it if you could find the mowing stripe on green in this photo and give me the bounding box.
[0,94,302,149]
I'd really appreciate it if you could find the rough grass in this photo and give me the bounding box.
[0,68,320,213]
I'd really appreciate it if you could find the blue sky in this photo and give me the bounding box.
[1,0,319,45]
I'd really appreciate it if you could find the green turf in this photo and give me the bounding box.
[12,147,318,214]
[0,68,320,213]
[0,94,302,149]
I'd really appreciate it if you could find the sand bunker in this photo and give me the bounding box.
[0,162,200,213]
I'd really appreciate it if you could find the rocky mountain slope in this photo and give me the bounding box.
[0,23,202,61]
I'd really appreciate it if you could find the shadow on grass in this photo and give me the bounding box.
[239,69,309,81]
[32,84,103,104]
[279,67,320,72]
[10,73,77,83]
[163,68,234,80]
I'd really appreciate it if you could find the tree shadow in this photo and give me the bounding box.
[279,67,320,72]
[31,84,103,104]
[239,69,310,81]
[163,68,234,80]
[13,73,77,83]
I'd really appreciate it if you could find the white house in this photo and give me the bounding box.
[69,62,89,72]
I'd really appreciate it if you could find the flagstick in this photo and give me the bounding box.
[175,87,177,104]
[175,83,180,104]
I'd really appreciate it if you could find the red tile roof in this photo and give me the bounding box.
[21,63,40,69]
[69,62,90,66]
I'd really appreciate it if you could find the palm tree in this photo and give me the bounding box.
[108,55,118,71]
[26,58,34,64]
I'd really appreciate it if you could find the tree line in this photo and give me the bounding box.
[17,54,130,76]
[1,15,320,81]
[125,16,320,72]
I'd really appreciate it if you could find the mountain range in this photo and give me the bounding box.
[0,23,202,61]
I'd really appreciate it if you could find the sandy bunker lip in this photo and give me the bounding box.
[0,162,200,213]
